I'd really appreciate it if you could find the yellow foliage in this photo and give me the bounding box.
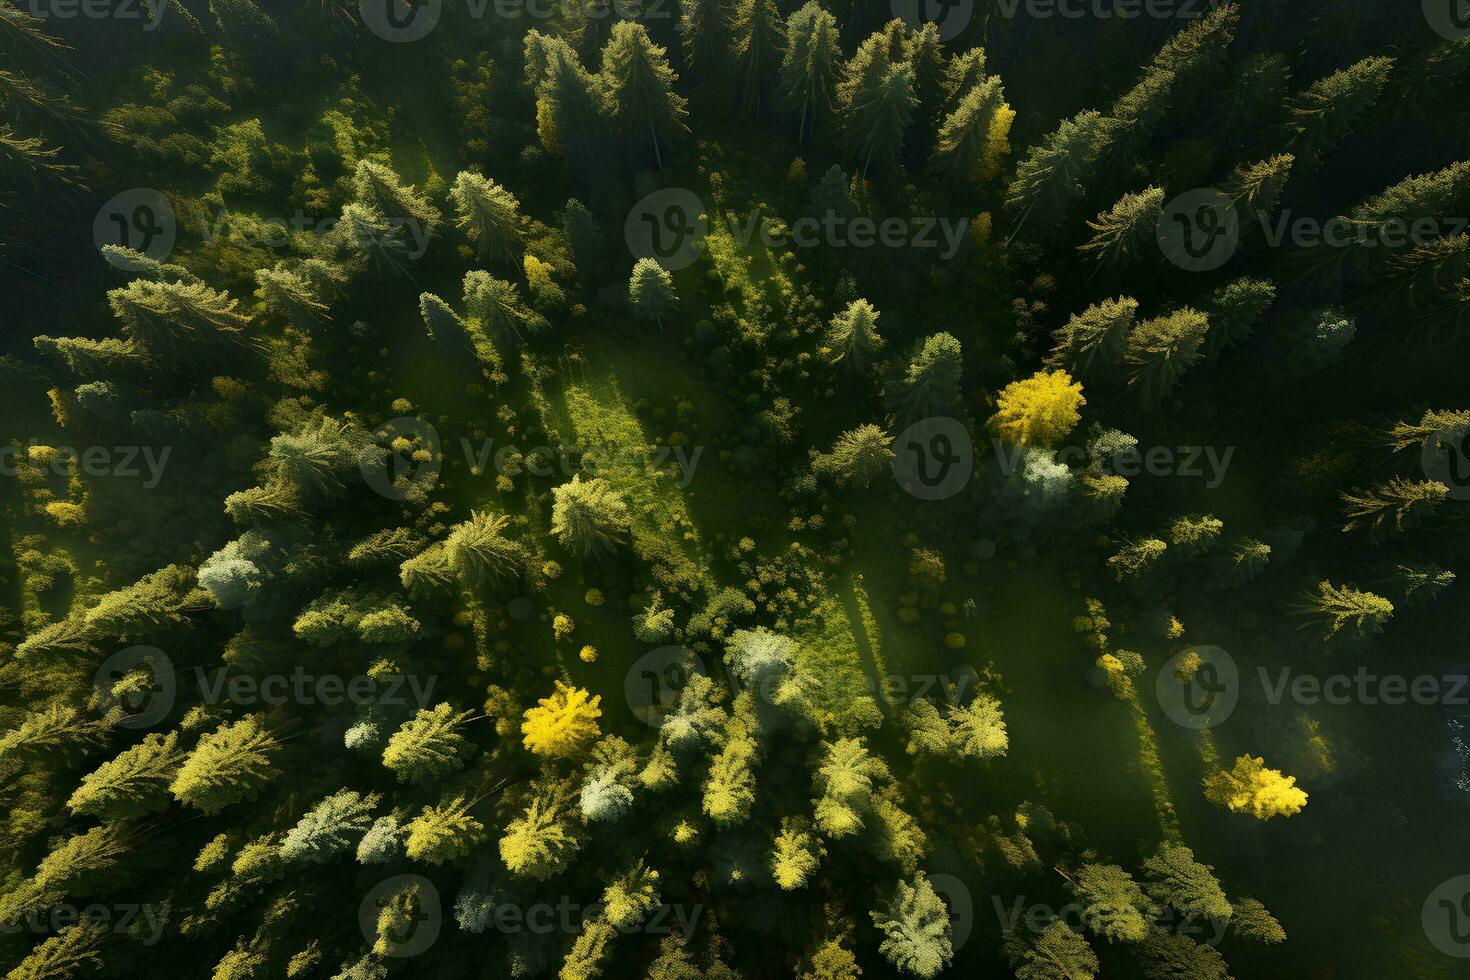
[989,370,1085,446]
[980,104,1016,180]
[1204,755,1308,820]
[520,681,601,757]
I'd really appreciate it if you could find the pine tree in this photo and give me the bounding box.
[419,292,475,357]
[352,158,441,237]
[679,0,734,99]
[1223,154,1294,219]
[108,278,254,362]
[603,861,661,927]
[67,731,182,820]
[1204,755,1307,820]
[449,171,522,261]
[1006,920,1099,980]
[814,738,888,838]
[382,703,475,783]
[1340,478,1446,542]
[1168,514,1223,556]
[280,790,381,863]
[703,712,757,825]
[1005,111,1116,233]
[551,476,631,559]
[1137,932,1231,980]
[870,876,953,978]
[1069,863,1154,942]
[1204,276,1275,360]
[778,2,842,141]
[892,332,963,420]
[1223,537,1271,585]
[1299,580,1393,640]
[1107,538,1167,581]
[1284,56,1394,169]
[812,425,894,489]
[600,22,688,169]
[1230,896,1286,943]
[500,792,579,879]
[825,298,884,368]
[7,924,107,980]
[1079,187,1164,265]
[772,818,823,890]
[629,257,677,329]
[730,0,783,117]
[1124,308,1210,405]
[1141,844,1232,920]
[463,269,545,347]
[1105,69,1175,169]
[929,76,1012,186]
[1047,296,1137,380]
[444,509,526,587]
[171,715,278,814]
[528,33,607,177]
[405,796,484,865]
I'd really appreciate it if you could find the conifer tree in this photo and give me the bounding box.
[448,171,522,261]
[1168,514,1223,557]
[891,332,963,420]
[405,796,484,865]
[812,425,893,489]
[870,875,952,978]
[67,731,182,820]
[730,0,783,117]
[679,0,734,99]
[778,2,842,141]
[1079,187,1164,265]
[1141,844,1232,921]
[500,791,579,879]
[444,509,526,587]
[1340,478,1446,542]
[629,257,677,329]
[1047,296,1138,380]
[280,790,380,863]
[930,76,1012,186]
[551,476,631,559]
[1299,580,1394,640]
[772,818,823,890]
[382,703,475,784]
[1284,56,1394,169]
[1005,111,1116,233]
[1006,920,1099,980]
[1069,863,1154,942]
[171,715,278,814]
[600,22,688,169]
[825,298,884,368]
[1124,308,1210,405]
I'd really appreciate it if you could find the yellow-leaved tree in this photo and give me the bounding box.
[1204,755,1307,820]
[521,681,602,757]
[989,369,1085,446]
